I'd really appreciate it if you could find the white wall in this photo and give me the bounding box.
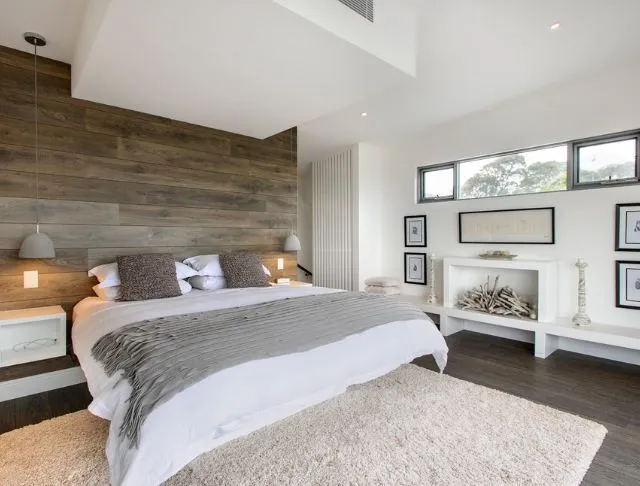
[297,163,313,282]
[380,59,640,330]
[303,143,383,289]
[354,143,383,290]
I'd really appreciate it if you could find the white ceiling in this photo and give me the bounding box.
[0,0,86,62]
[299,0,640,161]
[1,0,640,160]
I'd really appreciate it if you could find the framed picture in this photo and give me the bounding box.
[404,252,427,285]
[616,260,640,310]
[404,215,427,247]
[458,207,555,244]
[615,203,640,251]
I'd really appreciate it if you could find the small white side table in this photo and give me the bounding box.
[0,306,66,368]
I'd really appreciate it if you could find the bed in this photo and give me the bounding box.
[72,285,448,486]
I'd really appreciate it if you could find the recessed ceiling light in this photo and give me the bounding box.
[549,22,561,31]
[360,112,368,117]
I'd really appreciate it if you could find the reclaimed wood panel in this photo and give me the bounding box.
[0,46,70,79]
[0,88,85,129]
[0,45,298,322]
[0,144,295,197]
[85,109,230,156]
[0,116,118,158]
[116,138,296,182]
[231,140,296,165]
[87,246,285,268]
[0,170,295,212]
[147,227,288,248]
[0,273,91,303]
[119,204,293,229]
[0,249,88,276]
[0,224,150,249]
[0,62,70,100]
[0,197,119,225]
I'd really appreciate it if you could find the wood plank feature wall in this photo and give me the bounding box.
[0,46,298,321]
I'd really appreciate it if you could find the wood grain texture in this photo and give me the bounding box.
[0,273,91,303]
[0,197,119,225]
[0,46,70,80]
[119,204,294,229]
[87,246,285,269]
[0,143,295,196]
[0,46,297,317]
[116,138,297,182]
[0,249,88,275]
[85,108,230,156]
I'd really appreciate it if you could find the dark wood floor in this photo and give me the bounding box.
[1,331,639,484]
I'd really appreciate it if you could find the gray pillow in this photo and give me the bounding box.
[219,252,270,288]
[116,253,182,301]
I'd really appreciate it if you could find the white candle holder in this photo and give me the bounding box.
[572,258,591,327]
[426,253,438,304]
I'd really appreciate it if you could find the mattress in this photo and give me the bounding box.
[72,286,448,486]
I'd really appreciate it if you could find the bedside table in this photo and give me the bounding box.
[270,280,313,287]
[0,306,66,368]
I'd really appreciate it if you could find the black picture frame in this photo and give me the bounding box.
[615,203,640,252]
[404,215,427,247]
[404,252,427,285]
[615,260,640,310]
[458,207,555,244]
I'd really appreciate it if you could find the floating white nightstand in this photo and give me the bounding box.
[0,306,66,368]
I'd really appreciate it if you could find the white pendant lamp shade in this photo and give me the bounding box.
[284,234,302,252]
[19,230,56,259]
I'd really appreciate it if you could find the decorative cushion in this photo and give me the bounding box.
[218,252,270,288]
[183,254,272,278]
[116,253,182,301]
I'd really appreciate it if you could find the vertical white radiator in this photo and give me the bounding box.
[312,148,355,290]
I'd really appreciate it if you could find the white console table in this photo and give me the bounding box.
[396,295,640,361]
[395,256,640,364]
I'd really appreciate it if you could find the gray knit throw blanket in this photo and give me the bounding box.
[91,292,428,447]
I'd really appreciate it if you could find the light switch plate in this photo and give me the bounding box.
[277,258,284,270]
[24,270,39,289]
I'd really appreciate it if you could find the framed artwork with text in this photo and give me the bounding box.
[459,207,555,244]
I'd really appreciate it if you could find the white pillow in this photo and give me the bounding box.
[183,254,271,277]
[93,279,192,301]
[183,254,224,277]
[364,285,401,295]
[188,276,227,291]
[89,261,198,288]
[363,277,401,288]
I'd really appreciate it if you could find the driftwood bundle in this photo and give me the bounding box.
[457,275,534,319]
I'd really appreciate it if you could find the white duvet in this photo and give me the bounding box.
[72,286,448,486]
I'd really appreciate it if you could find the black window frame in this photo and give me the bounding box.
[570,132,640,189]
[417,162,456,203]
[417,129,640,204]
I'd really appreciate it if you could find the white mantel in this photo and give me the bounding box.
[443,257,558,322]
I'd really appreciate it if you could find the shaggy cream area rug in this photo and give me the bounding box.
[0,365,606,486]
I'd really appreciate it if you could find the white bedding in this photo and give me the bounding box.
[72,286,448,486]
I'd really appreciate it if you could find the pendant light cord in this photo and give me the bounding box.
[33,42,40,232]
